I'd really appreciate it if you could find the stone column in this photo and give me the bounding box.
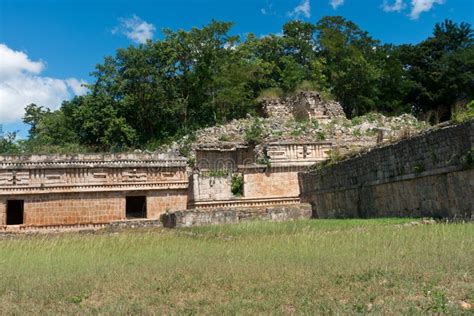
[0,198,6,225]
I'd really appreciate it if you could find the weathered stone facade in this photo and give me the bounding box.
[299,120,474,219]
[2,92,456,230]
[161,203,312,228]
[261,91,345,122]
[0,153,188,227]
[265,142,332,166]
[189,141,331,209]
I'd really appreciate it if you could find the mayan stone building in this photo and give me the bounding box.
[0,91,347,229]
[188,141,333,209]
[188,92,343,210]
[0,153,188,228]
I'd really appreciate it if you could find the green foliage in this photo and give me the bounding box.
[244,118,264,144]
[206,169,229,178]
[257,87,284,100]
[10,18,473,153]
[430,290,448,313]
[451,100,474,123]
[290,120,309,136]
[218,134,231,142]
[462,148,474,168]
[413,163,426,174]
[256,154,271,168]
[178,133,197,158]
[315,131,326,141]
[0,127,21,154]
[231,173,244,196]
[399,20,474,121]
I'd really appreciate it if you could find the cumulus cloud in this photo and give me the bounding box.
[330,0,345,9]
[409,0,444,19]
[113,15,155,44]
[382,0,406,12]
[289,0,311,18]
[0,44,87,124]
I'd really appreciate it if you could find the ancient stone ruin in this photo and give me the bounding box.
[2,91,467,230]
[261,91,346,122]
[0,153,188,229]
[299,120,473,219]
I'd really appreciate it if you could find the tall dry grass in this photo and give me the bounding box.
[0,218,472,314]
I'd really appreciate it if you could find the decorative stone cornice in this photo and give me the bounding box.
[188,196,301,209]
[0,153,188,169]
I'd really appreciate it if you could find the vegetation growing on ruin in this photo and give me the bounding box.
[452,100,474,123]
[0,219,472,314]
[244,118,264,145]
[231,173,244,196]
[0,18,472,154]
[205,169,230,178]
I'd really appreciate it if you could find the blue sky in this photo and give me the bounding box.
[0,0,473,136]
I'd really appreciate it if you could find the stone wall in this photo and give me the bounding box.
[261,91,346,121]
[20,192,124,226]
[161,203,312,228]
[195,145,254,170]
[147,189,188,218]
[0,153,189,227]
[299,121,474,219]
[189,172,234,202]
[243,167,301,199]
[0,188,189,227]
[265,142,332,166]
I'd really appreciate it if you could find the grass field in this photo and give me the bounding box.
[0,218,472,314]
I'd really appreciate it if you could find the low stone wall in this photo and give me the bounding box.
[299,121,474,219]
[161,203,312,228]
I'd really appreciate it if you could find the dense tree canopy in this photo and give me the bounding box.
[2,17,473,153]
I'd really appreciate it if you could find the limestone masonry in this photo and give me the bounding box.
[0,153,188,228]
[299,120,473,219]
[1,92,470,230]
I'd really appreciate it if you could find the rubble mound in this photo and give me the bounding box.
[169,91,429,158]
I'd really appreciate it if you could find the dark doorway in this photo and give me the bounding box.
[126,196,147,219]
[7,200,24,225]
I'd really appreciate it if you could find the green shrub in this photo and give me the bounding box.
[257,87,284,101]
[231,173,244,196]
[451,101,474,123]
[351,116,363,126]
[245,119,264,145]
[206,169,229,178]
[218,134,231,142]
[257,155,271,168]
[315,131,326,141]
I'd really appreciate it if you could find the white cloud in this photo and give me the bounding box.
[382,0,406,12]
[0,44,87,124]
[330,0,345,9]
[65,78,88,96]
[289,0,311,18]
[409,0,444,19]
[113,15,155,44]
[0,44,44,80]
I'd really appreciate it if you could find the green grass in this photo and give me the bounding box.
[0,219,472,314]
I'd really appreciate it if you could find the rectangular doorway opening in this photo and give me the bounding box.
[126,196,147,219]
[7,200,24,225]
